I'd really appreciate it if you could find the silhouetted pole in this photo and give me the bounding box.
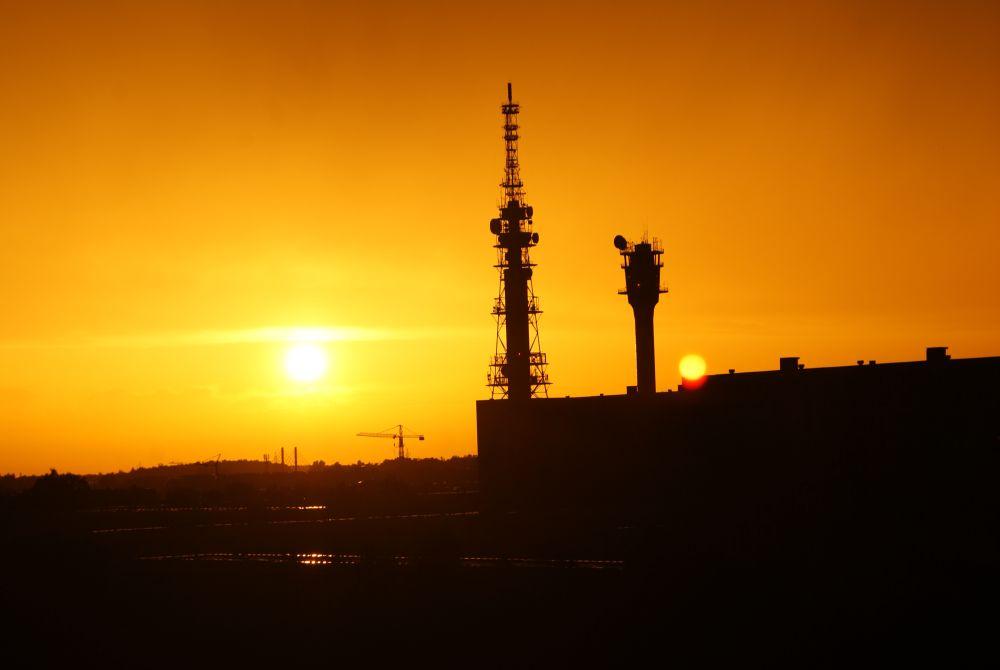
[615,235,667,394]
[633,302,656,393]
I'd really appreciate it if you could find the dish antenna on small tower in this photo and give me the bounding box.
[616,234,667,394]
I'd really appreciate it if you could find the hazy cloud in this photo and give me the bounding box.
[0,325,479,349]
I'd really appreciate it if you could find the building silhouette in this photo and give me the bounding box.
[475,92,1000,558]
[479,347,1000,520]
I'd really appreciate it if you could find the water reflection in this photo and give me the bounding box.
[91,510,479,534]
[89,505,328,513]
[138,552,624,570]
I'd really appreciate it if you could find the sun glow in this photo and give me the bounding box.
[284,343,329,383]
[679,354,707,381]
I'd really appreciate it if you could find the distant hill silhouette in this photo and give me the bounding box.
[1,456,478,511]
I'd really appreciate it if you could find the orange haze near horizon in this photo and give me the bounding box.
[2,1,999,474]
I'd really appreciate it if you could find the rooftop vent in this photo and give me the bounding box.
[779,357,800,372]
[926,346,951,363]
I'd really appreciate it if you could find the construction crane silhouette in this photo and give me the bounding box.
[356,425,425,460]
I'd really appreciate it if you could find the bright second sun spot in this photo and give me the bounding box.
[679,354,707,381]
[284,342,329,382]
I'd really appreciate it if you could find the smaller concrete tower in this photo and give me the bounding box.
[615,235,667,394]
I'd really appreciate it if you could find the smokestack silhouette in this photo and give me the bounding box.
[615,235,667,394]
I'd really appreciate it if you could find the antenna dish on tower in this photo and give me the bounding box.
[487,83,550,400]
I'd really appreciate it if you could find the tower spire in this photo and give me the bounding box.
[487,83,550,400]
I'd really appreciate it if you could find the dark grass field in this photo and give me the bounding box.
[5,500,995,665]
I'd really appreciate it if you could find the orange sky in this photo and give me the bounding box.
[2,1,998,474]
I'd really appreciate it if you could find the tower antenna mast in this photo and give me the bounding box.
[487,83,550,400]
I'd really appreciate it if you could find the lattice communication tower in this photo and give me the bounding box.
[487,83,550,400]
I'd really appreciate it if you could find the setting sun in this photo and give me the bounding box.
[284,343,329,383]
[679,354,707,381]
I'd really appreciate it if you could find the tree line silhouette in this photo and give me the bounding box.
[0,456,478,512]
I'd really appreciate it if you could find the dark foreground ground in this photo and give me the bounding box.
[4,493,995,666]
